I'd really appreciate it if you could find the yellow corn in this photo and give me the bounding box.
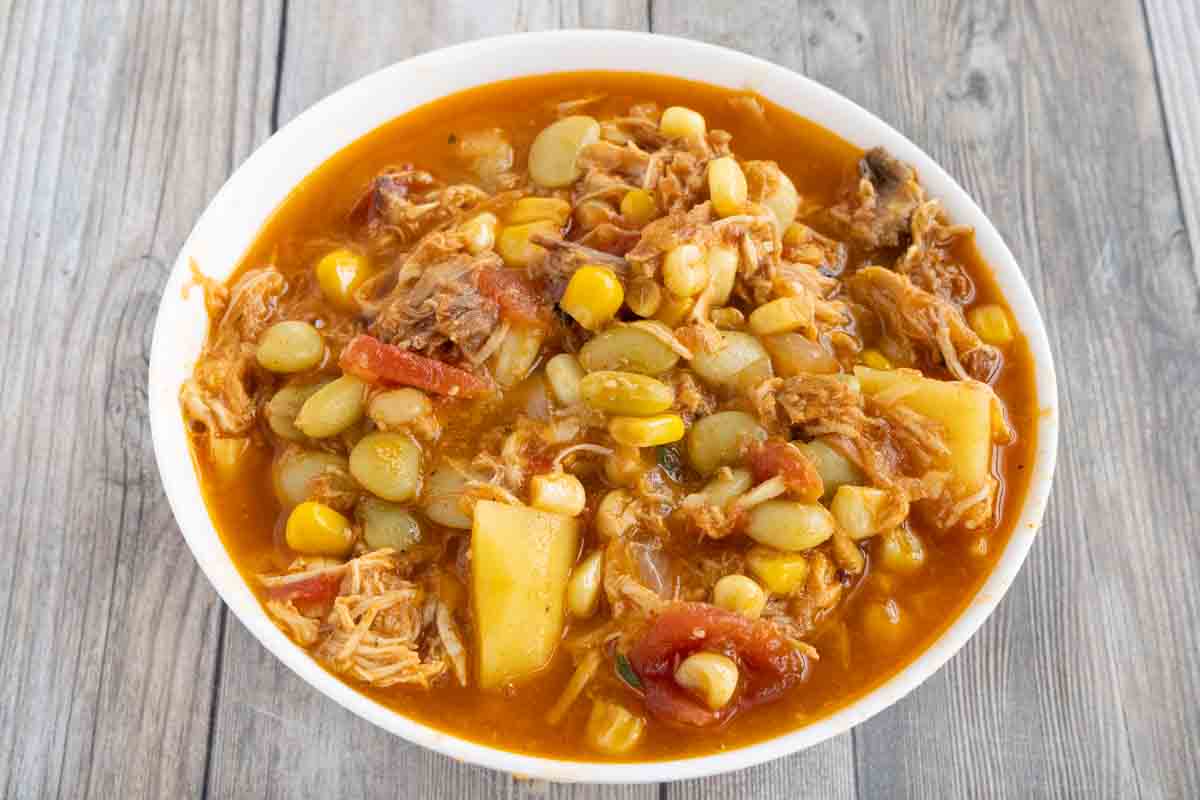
[585,699,646,755]
[496,220,559,267]
[561,264,624,331]
[674,652,739,710]
[608,413,685,447]
[530,472,586,516]
[859,348,892,370]
[712,574,767,619]
[662,244,709,298]
[659,106,707,140]
[707,156,748,217]
[748,296,809,336]
[460,212,498,255]
[315,248,370,310]
[745,546,809,595]
[508,196,572,226]
[967,303,1014,346]
[620,188,658,226]
[285,501,354,557]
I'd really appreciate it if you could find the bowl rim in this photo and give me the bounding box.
[148,29,1059,784]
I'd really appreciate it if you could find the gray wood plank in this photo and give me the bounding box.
[1145,0,1200,282]
[0,1,281,798]
[657,1,1200,798]
[205,3,657,798]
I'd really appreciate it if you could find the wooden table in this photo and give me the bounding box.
[3,1,1197,797]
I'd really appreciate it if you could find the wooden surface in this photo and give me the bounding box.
[1,1,1197,797]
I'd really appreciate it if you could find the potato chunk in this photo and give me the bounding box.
[855,366,992,493]
[471,500,580,689]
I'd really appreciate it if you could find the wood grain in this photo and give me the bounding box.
[2,1,1198,798]
[1145,0,1200,283]
[0,1,280,798]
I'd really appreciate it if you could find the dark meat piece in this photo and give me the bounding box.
[368,253,502,362]
[828,147,925,248]
[847,266,999,381]
[894,200,975,302]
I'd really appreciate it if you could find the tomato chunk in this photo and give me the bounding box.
[629,602,808,727]
[477,268,550,327]
[748,439,824,503]
[339,335,492,398]
[264,571,341,603]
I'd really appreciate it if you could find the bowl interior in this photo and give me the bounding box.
[148,30,1058,783]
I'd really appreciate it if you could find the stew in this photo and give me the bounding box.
[182,72,1037,761]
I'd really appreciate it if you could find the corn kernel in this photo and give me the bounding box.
[662,244,709,298]
[712,574,767,619]
[561,264,624,331]
[620,188,658,226]
[745,546,809,595]
[460,212,498,255]
[566,550,604,618]
[496,220,559,267]
[626,277,663,318]
[508,196,572,226]
[530,472,586,516]
[748,296,810,336]
[285,501,354,557]
[585,699,646,755]
[675,652,739,710]
[967,303,1014,346]
[859,348,892,370]
[608,413,685,448]
[315,248,370,310]
[707,156,748,217]
[705,245,739,305]
[659,106,707,140]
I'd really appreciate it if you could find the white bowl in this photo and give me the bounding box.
[148,30,1058,783]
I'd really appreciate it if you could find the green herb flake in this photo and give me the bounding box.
[615,653,643,691]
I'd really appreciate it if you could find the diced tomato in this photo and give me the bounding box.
[629,602,808,727]
[477,268,550,327]
[339,335,492,398]
[264,571,341,604]
[748,439,824,503]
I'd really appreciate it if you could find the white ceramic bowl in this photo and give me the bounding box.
[148,30,1058,783]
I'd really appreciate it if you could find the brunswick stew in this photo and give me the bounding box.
[182,73,1037,760]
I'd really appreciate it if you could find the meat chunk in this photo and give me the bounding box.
[828,147,925,248]
[180,266,285,436]
[752,373,951,503]
[894,200,975,301]
[367,253,502,362]
[847,266,999,381]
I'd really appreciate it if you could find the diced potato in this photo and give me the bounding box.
[508,196,572,226]
[855,367,993,494]
[966,303,1014,346]
[762,172,799,233]
[659,106,706,140]
[472,500,580,689]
